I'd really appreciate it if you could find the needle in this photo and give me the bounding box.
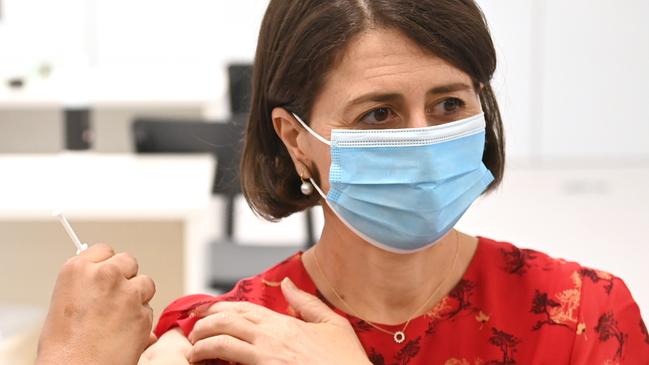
[52,209,88,255]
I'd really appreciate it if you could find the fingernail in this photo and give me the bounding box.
[282,277,297,290]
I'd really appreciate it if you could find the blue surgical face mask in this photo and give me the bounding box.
[293,112,494,254]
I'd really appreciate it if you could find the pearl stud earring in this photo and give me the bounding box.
[300,179,313,195]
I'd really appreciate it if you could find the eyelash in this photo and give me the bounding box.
[357,97,467,126]
[358,107,398,125]
[426,97,465,116]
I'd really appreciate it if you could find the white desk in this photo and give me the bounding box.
[0,65,225,108]
[0,153,217,314]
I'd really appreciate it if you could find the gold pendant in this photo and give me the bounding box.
[394,331,406,344]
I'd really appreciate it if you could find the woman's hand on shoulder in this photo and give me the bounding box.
[187,278,371,365]
[138,328,192,365]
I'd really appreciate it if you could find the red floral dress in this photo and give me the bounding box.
[155,237,649,364]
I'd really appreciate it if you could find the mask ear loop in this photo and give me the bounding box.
[290,112,331,200]
[309,177,328,200]
[290,112,333,203]
[291,113,331,146]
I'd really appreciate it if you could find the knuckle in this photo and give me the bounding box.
[215,311,235,327]
[96,262,121,281]
[93,243,115,256]
[128,284,145,303]
[192,318,207,334]
[142,304,153,318]
[141,307,154,326]
[303,296,320,308]
[212,335,234,352]
[120,288,140,308]
[61,256,83,274]
[192,339,209,356]
[141,275,156,294]
[122,252,139,269]
[133,276,155,303]
[237,301,255,312]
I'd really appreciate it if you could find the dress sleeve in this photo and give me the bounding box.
[153,292,257,365]
[154,294,220,338]
[570,272,649,364]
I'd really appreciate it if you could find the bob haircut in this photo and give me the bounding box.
[241,0,505,221]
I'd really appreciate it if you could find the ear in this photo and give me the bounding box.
[271,107,311,176]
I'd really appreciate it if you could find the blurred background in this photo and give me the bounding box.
[0,0,647,363]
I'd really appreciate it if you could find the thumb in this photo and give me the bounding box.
[281,277,339,324]
[146,332,157,348]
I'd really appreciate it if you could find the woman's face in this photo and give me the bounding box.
[290,27,482,191]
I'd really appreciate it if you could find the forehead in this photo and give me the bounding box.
[321,27,472,99]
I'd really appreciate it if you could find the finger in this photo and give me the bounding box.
[146,332,157,348]
[189,335,259,364]
[130,275,156,303]
[281,277,342,324]
[189,311,257,344]
[104,252,139,279]
[80,243,115,263]
[200,301,268,324]
[145,303,154,330]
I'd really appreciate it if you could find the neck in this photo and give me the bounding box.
[302,206,477,325]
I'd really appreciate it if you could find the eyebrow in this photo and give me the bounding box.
[426,82,474,96]
[345,82,474,110]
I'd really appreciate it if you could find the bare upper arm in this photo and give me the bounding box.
[138,328,192,365]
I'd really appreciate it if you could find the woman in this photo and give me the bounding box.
[145,1,649,364]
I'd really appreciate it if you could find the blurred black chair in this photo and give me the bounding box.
[228,63,253,116]
[131,118,316,292]
[132,118,243,195]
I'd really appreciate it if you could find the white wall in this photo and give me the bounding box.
[478,0,649,162]
[538,0,649,160]
[0,0,270,115]
[477,0,536,162]
[91,0,269,117]
[2,0,648,156]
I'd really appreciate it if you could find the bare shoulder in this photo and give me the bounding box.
[139,328,191,365]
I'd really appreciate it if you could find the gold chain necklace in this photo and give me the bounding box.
[311,230,461,344]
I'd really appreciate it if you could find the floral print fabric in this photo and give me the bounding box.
[155,237,649,364]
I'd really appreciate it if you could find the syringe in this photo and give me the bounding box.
[52,210,88,255]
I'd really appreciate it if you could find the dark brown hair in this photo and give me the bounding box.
[241,0,505,221]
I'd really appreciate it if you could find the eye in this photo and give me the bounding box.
[358,107,397,125]
[441,98,464,113]
[426,97,467,122]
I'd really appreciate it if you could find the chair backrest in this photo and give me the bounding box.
[132,118,245,236]
[132,118,244,194]
[228,63,253,115]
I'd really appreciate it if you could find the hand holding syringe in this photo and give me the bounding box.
[38,211,157,365]
[52,209,88,254]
